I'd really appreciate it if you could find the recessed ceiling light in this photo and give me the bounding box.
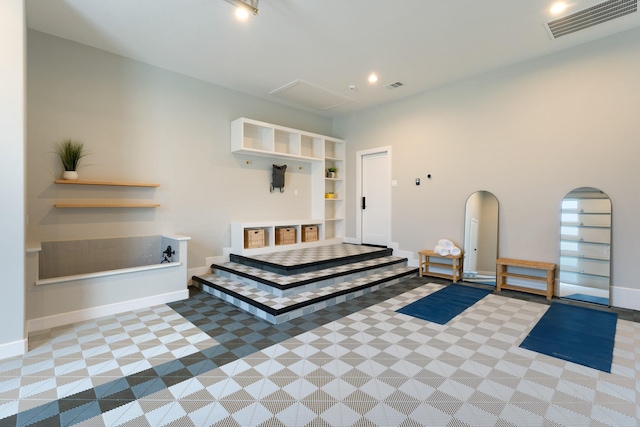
[368,73,378,84]
[235,7,250,20]
[550,2,567,15]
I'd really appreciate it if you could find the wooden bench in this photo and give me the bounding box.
[496,258,556,300]
[418,249,463,283]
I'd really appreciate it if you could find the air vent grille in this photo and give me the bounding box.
[385,81,405,89]
[546,0,637,39]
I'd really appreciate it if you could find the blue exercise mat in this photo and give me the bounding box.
[520,302,617,373]
[397,284,492,324]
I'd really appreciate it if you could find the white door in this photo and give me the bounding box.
[361,151,390,246]
[467,218,479,272]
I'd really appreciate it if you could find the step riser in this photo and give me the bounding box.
[198,272,417,324]
[213,261,407,297]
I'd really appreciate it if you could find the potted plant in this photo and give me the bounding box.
[327,167,337,179]
[325,192,335,199]
[54,139,90,180]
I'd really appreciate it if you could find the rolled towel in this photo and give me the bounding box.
[449,246,461,256]
[434,245,450,256]
[438,239,454,250]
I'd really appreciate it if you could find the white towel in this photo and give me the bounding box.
[438,239,454,250]
[449,246,461,256]
[434,245,450,256]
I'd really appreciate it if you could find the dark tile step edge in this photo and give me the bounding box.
[229,247,394,276]
[192,268,418,317]
[209,257,408,291]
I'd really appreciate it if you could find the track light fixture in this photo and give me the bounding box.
[223,0,259,16]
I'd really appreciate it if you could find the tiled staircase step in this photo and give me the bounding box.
[209,256,408,296]
[230,244,393,275]
[193,266,418,324]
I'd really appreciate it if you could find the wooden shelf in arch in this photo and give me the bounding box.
[54,180,160,187]
[55,203,160,208]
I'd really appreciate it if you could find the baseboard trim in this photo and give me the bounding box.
[27,289,189,333]
[611,286,640,311]
[0,338,27,360]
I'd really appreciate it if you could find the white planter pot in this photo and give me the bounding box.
[63,171,78,180]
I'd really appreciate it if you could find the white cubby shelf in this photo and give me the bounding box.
[230,118,345,255]
[231,220,343,256]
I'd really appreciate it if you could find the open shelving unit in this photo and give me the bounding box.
[231,220,327,255]
[53,179,160,208]
[323,138,344,240]
[231,118,345,254]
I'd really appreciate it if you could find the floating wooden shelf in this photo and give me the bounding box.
[55,203,160,208]
[54,180,159,187]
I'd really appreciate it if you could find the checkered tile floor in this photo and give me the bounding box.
[1,278,639,426]
[244,244,388,267]
[213,256,407,289]
[198,266,417,311]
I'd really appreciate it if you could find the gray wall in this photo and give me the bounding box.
[26,30,332,322]
[27,30,332,266]
[334,27,640,310]
[0,0,26,355]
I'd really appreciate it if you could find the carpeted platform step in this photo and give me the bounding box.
[193,265,418,324]
[210,255,409,297]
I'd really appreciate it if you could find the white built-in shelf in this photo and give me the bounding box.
[230,118,345,253]
[232,117,335,162]
[231,220,339,255]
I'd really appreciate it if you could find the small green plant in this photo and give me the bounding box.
[327,167,337,173]
[54,139,90,171]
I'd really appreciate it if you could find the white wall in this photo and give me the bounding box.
[26,31,332,321]
[0,0,26,358]
[334,27,640,310]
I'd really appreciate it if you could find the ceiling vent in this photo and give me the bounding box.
[385,81,405,89]
[546,0,637,39]
[269,80,353,110]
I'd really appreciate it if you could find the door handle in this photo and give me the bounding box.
[362,196,366,210]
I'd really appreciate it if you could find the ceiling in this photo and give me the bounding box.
[25,0,640,117]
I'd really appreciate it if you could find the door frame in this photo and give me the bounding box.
[355,146,392,245]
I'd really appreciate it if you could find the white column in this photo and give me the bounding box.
[0,0,26,359]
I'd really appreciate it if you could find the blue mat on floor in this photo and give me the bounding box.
[397,284,492,324]
[520,302,617,373]
[562,293,609,306]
